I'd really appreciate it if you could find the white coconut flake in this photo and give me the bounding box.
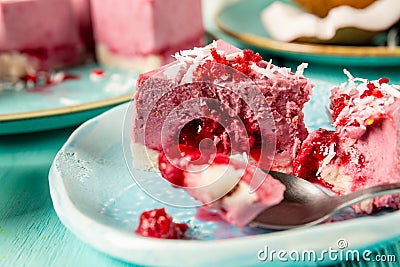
[343,69,353,80]
[295,62,308,77]
[181,61,200,83]
[354,77,368,83]
[225,52,243,61]
[343,69,356,90]
[199,98,207,107]
[173,52,194,63]
[250,63,276,79]
[195,48,213,62]
[177,49,197,57]
[173,42,218,64]
[380,83,400,98]
[266,59,273,68]
[317,142,336,176]
[277,67,292,77]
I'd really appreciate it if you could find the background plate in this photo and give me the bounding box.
[216,0,400,66]
[0,64,136,135]
[49,78,400,267]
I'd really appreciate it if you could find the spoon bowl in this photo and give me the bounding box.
[251,170,400,230]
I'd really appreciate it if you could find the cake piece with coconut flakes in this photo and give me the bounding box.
[293,70,400,213]
[131,40,313,172]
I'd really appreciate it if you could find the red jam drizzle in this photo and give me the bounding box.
[188,49,265,159]
[178,118,230,154]
[177,112,261,158]
[338,149,365,169]
[336,118,361,127]
[292,129,337,181]
[350,175,367,191]
[135,208,188,239]
[158,145,199,187]
[331,94,350,120]
[293,127,367,187]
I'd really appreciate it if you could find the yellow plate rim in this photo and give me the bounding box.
[0,93,133,122]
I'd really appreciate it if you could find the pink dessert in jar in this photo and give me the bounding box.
[293,70,400,213]
[90,0,204,72]
[0,0,83,81]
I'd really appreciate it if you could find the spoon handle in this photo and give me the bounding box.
[335,183,400,210]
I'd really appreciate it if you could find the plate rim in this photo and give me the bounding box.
[49,102,400,267]
[215,0,400,57]
[0,93,133,122]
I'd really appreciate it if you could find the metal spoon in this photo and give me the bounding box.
[250,170,400,230]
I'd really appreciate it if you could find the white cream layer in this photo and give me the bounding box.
[96,44,163,73]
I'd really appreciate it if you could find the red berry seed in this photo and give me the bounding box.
[378,77,389,85]
[135,208,188,239]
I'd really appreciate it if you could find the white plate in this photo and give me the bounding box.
[49,79,400,267]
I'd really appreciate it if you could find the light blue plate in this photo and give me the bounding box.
[49,78,400,267]
[0,64,136,135]
[215,0,400,66]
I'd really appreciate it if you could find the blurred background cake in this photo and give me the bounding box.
[293,0,376,18]
[261,0,400,44]
[90,0,204,73]
[0,0,84,82]
[0,0,204,86]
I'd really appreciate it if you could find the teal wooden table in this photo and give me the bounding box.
[1,2,400,265]
[0,127,139,267]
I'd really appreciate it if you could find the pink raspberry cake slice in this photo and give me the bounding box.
[158,145,285,227]
[90,0,204,72]
[0,0,82,81]
[131,40,313,172]
[293,71,400,213]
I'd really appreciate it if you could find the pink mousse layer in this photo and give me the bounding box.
[90,0,203,59]
[132,40,312,171]
[293,74,400,213]
[158,145,285,227]
[0,0,82,71]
